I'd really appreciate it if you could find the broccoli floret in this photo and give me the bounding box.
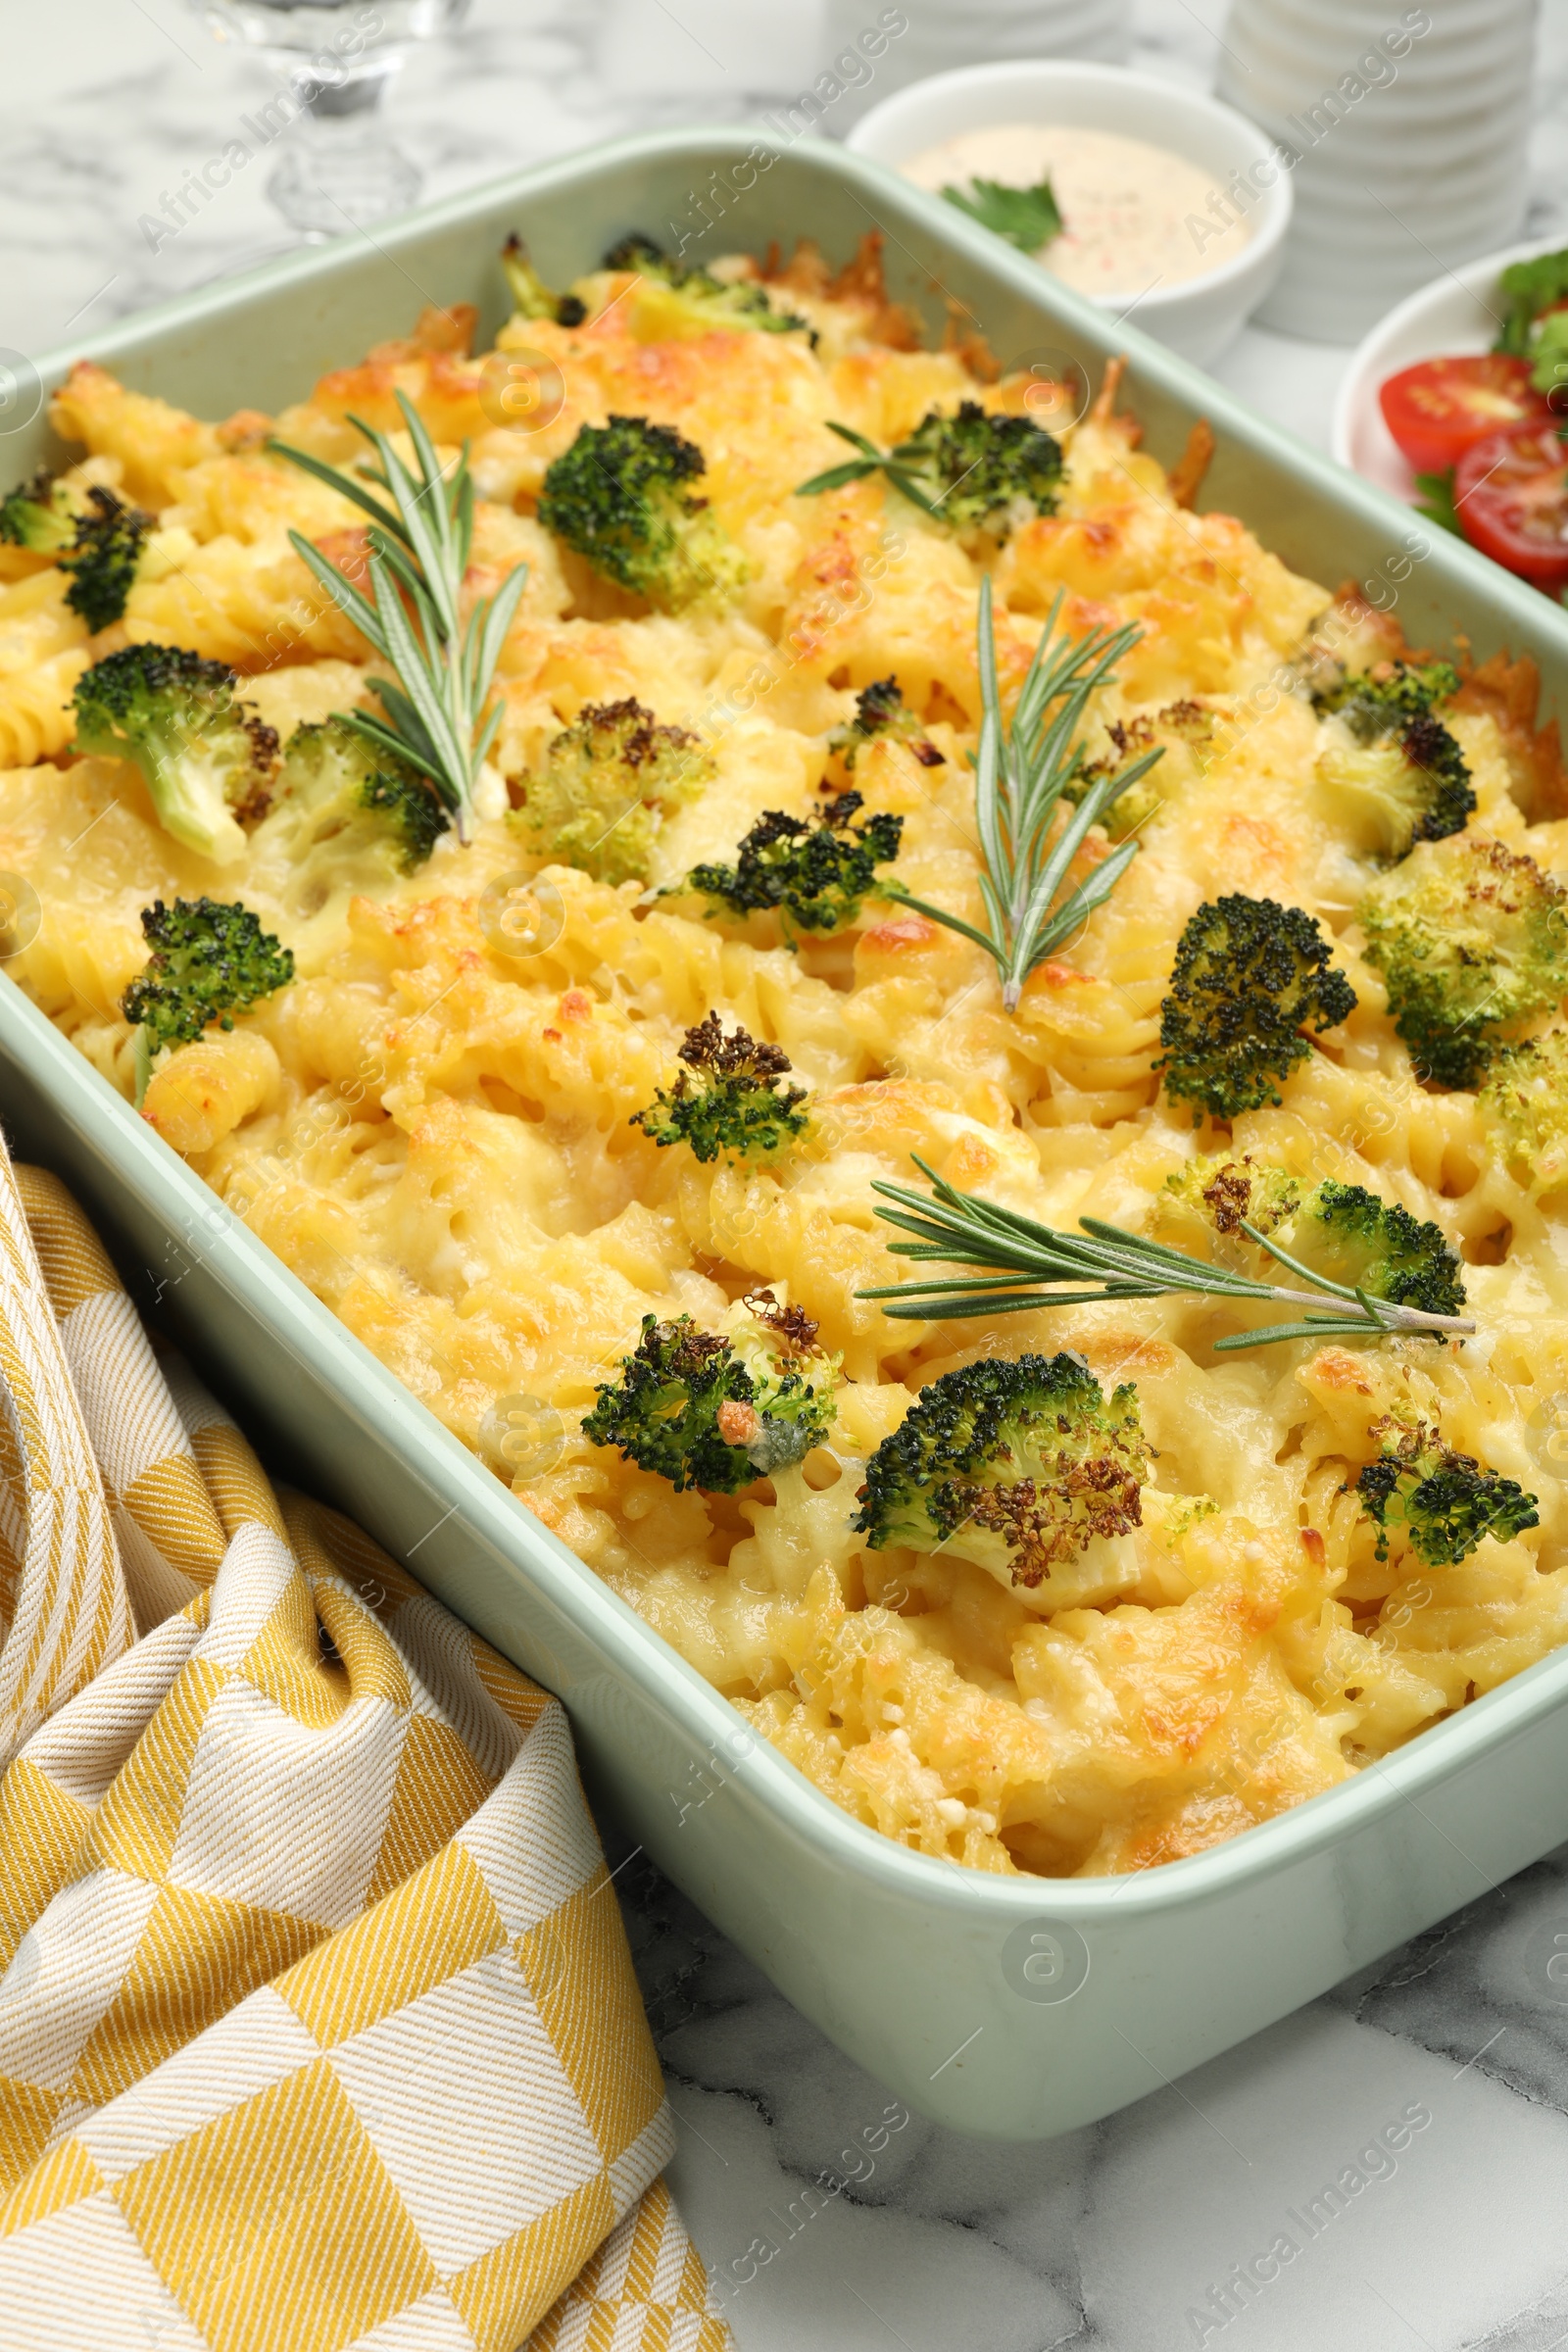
[73,643,278,867]
[361,762,450,870]
[631,1011,808,1162]
[518,697,707,885]
[1065,704,1214,843]
[1165,1159,1466,1327]
[1311,657,1461,739]
[828,677,944,771]
[742,1287,820,1351]
[500,234,587,327]
[1066,728,1159,842]
[1160,1152,1306,1240]
[852,1352,1149,1591]
[537,415,747,613]
[1,473,152,631]
[685,794,904,935]
[1481,1031,1568,1193]
[1301,1180,1467,1321]
[1317,715,1476,864]
[1360,835,1568,1090]
[896,402,1063,538]
[1,471,75,554]
[122,896,293,1104]
[1353,1416,1540,1566]
[583,1311,835,1493]
[57,488,151,633]
[603,234,813,343]
[1314,657,1474,860]
[272,719,449,873]
[1155,896,1358,1123]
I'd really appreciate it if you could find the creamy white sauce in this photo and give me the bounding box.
[901,122,1252,296]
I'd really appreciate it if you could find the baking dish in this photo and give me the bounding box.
[5,130,1568,2143]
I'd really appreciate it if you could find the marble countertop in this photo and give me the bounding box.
[8,0,1568,443]
[9,4,1568,2345]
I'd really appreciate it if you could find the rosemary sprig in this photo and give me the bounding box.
[270,389,528,842]
[795,421,943,512]
[880,576,1162,1010]
[858,1156,1477,1351]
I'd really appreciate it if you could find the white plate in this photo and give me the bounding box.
[1331,235,1565,501]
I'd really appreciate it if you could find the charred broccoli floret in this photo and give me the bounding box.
[62,490,150,633]
[500,234,587,327]
[518,697,707,885]
[828,676,944,771]
[743,1288,820,1350]
[1360,835,1568,1090]
[684,794,904,935]
[799,404,1062,540]
[537,415,747,612]
[631,1012,808,1162]
[1064,703,1214,842]
[73,643,278,867]
[1481,1031,1568,1193]
[1155,896,1358,1122]
[362,762,451,870]
[583,1311,835,1492]
[1314,657,1474,861]
[896,404,1063,534]
[270,718,450,875]
[1159,1152,1305,1240]
[1318,712,1475,862]
[1161,1158,1467,1329]
[881,402,1063,537]
[122,896,293,1103]
[603,234,813,343]
[853,1351,1149,1591]
[1,473,152,631]
[1353,1416,1539,1566]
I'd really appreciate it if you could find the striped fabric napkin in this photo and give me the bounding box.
[0,1133,730,2352]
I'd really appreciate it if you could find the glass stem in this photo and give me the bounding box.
[265,60,422,240]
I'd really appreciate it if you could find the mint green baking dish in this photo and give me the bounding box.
[5,131,1568,2143]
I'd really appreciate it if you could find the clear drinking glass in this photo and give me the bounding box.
[194,0,470,239]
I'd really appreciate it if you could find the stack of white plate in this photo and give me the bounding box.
[821,0,1130,125]
[1216,0,1537,342]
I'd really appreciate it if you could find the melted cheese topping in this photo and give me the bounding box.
[4,256,1567,1881]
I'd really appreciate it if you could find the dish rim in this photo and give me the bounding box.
[10,122,1568,1929]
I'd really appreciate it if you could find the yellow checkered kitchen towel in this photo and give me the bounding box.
[0,1135,732,2352]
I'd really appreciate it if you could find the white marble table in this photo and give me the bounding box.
[9,5,1568,2345]
[7,0,1567,443]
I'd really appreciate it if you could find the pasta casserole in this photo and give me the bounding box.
[3,231,1567,1879]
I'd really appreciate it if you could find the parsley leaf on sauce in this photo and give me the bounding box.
[942,175,1064,255]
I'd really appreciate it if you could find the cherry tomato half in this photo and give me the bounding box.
[1379,354,1553,475]
[1452,420,1568,593]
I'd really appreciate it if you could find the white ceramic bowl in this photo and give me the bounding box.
[845,60,1292,368]
[1332,235,1562,500]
